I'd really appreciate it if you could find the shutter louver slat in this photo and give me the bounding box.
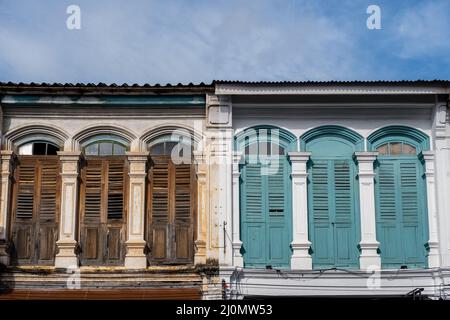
[152,160,169,223]
[378,162,396,223]
[334,160,352,224]
[85,160,102,219]
[39,160,58,220]
[107,160,124,219]
[16,161,36,219]
[245,163,263,219]
[268,158,284,216]
[312,161,329,223]
[400,162,419,225]
[175,164,191,222]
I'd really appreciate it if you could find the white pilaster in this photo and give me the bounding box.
[287,152,312,270]
[354,152,381,270]
[231,151,244,267]
[0,151,15,265]
[124,152,148,269]
[420,151,441,268]
[194,150,207,265]
[55,151,82,268]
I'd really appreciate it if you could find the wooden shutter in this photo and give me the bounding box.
[149,158,170,261]
[80,158,127,266]
[332,160,355,266]
[11,157,59,265]
[174,163,192,260]
[268,159,285,216]
[310,160,334,266]
[37,158,59,262]
[148,156,195,264]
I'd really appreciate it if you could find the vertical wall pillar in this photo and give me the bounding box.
[354,152,381,270]
[205,94,233,265]
[194,151,207,265]
[124,152,148,269]
[0,151,15,265]
[420,151,441,268]
[231,151,243,267]
[287,152,312,270]
[55,151,82,268]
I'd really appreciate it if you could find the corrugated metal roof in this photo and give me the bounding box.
[214,80,450,85]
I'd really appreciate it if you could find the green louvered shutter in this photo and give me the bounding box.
[399,161,425,266]
[310,160,334,266]
[242,162,266,265]
[376,159,426,268]
[333,160,356,266]
[376,161,401,266]
[267,158,289,265]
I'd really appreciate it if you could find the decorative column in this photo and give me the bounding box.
[288,152,312,270]
[354,152,381,270]
[193,151,207,265]
[231,151,243,267]
[420,151,441,268]
[124,152,148,269]
[55,151,82,268]
[0,151,15,265]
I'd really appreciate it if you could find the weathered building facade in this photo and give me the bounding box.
[1,81,450,299]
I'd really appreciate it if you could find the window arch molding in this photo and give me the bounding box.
[234,125,297,153]
[141,125,203,152]
[300,125,364,152]
[4,124,68,151]
[72,124,136,152]
[367,125,430,152]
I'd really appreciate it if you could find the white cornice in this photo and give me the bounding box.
[215,84,450,95]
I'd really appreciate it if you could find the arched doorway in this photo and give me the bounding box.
[237,126,295,268]
[302,126,363,269]
[146,139,197,264]
[10,141,60,265]
[79,136,128,266]
[369,126,429,269]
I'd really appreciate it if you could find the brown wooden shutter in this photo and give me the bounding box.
[80,159,104,264]
[80,157,127,266]
[11,156,60,265]
[149,158,170,261]
[147,157,195,264]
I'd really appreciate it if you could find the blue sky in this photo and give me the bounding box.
[0,0,449,84]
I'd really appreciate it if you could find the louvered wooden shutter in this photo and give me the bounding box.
[310,160,334,266]
[107,160,124,219]
[244,163,263,221]
[332,159,355,265]
[12,157,59,265]
[149,158,170,260]
[81,159,103,262]
[174,163,192,260]
[268,159,285,216]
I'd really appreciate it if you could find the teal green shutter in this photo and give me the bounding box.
[241,157,291,268]
[242,162,266,265]
[376,159,426,268]
[309,159,358,268]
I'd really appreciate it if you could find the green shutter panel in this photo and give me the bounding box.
[310,160,334,266]
[242,162,266,266]
[376,161,401,266]
[399,161,424,265]
[267,159,289,264]
[333,160,356,266]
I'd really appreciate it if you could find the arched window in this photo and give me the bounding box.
[11,141,61,265]
[236,126,295,268]
[301,126,363,269]
[146,137,196,264]
[368,126,429,269]
[79,135,129,266]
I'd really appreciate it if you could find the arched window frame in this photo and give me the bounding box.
[81,134,130,156]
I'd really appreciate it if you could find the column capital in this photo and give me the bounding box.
[193,150,206,164]
[0,150,15,159]
[353,151,378,163]
[287,151,311,163]
[126,151,150,162]
[57,151,83,161]
[419,150,435,162]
